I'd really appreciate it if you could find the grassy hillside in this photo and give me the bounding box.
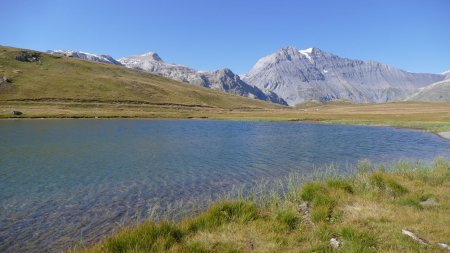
[0,46,282,109]
[76,158,450,253]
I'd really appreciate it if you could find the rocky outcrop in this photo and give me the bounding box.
[16,51,41,63]
[243,46,444,105]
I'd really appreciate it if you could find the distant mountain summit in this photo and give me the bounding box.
[118,52,287,105]
[47,50,123,65]
[243,46,444,105]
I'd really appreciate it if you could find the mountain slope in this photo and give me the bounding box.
[408,79,450,102]
[243,46,444,105]
[47,50,123,65]
[0,46,283,109]
[119,53,287,105]
[442,70,450,80]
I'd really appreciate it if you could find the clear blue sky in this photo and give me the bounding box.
[1,0,449,74]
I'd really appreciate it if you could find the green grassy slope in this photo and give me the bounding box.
[0,46,282,109]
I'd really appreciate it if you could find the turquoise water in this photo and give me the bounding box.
[1,119,449,252]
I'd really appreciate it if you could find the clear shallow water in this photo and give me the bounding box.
[1,119,449,252]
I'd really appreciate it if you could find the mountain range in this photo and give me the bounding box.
[47,47,449,105]
[116,52,286,105]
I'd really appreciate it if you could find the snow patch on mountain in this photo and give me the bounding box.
[47,50,123,65]
[299,48,313,62]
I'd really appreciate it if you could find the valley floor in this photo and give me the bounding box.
[2,101,450,134]
[74,158,450,253]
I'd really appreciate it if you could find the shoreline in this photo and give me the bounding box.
[2,116,450,142]
[438,131,450,141]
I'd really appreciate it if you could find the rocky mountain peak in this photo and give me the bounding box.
[215,68,235,77]
[244,46,444,105]
[140,52,163,62]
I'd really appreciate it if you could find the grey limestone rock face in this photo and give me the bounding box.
[119,53,287,105]
[243,46,444,105]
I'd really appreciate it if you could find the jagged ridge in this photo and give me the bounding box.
[118,53,287,105]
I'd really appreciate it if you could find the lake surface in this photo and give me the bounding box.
[1,119,449,252]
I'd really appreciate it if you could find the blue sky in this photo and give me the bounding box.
[1,0,449,74]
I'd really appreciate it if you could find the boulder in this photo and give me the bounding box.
[0,76,12,89]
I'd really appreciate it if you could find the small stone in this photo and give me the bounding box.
[330,237,341,249]
[298,201,309,214]
[401,229,429,245]
[419,198,439,207]
[437,243,450,250]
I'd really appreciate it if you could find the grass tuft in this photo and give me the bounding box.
[100,222,183,253]
[185,200,258,232]
[276,210,299,230]
[326,179,354,194]
[339,227,377,253]
[369,172,408,198]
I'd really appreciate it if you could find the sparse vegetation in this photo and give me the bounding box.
[74,158,450,253]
